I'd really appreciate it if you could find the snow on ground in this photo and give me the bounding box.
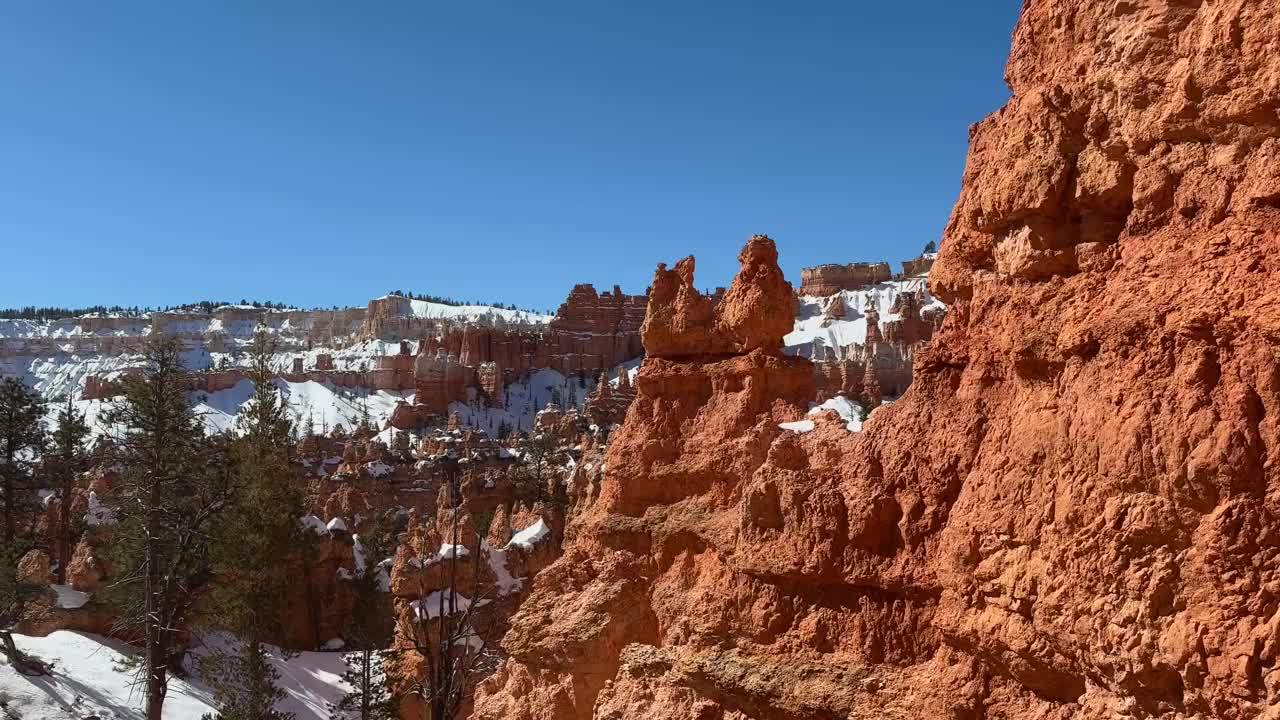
[38,377,413,440]
[2,350,148,404]
[607,357,642,387]
[2,335,415,409]
[484,545,522,595]
[410,590,485,621]
[808,395,864,432]
[449,367,594,436]
[0,317,150,339]
[257,339,413,377]
[1,631,350,719]
[49,584,90,610]
[193,379,413,436]
[403,297,552,324]
[191,378,258,434]
[785,277,944,358]
[778,397,865,434]
[506,518,550,549]
[271,380,412,436]
[28,363,592,442]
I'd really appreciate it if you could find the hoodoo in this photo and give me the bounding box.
[474,0,1280,718]
[4,2,1277,718]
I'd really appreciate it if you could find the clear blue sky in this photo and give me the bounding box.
[0,2,1018,313]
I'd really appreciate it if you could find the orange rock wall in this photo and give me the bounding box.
[472,2,1280,718]
[798,261,892,296]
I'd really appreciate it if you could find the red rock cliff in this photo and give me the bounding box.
[798,262,893,296]
[472,1,1280,718]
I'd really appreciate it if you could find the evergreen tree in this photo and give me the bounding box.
[48,397,90,583]
[512,431,561,508]
[201,329,306,716]
[0,378,44,548]
[331,520,397,720]
[101,335,231,720]
[200,641,294,720]
[0,377,50,675]
[924,240,937,253]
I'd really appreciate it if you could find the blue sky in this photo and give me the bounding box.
[0,2,1018,312]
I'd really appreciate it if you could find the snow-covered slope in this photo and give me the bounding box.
[402,297,552,324]
[1,631,350,719]
[193,379,415,436]
[0,338,417,408]
[448,367,596,436]
[784,277,944,358]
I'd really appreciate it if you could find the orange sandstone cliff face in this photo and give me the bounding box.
[472,1,1280,718]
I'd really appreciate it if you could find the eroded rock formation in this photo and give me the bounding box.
[473,3,1280,717]
[798,261,892,296]
[64,283,650,437]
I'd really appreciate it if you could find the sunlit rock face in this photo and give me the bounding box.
[472,2,1280,718]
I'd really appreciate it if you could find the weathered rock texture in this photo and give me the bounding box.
[583,367,636,431]
[472,3,1280,718]
[806,290,946,405]
[900,252,937,279]
[798,262,892,296]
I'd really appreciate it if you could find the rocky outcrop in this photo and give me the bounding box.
[548,284,647,367]
[583,368,636,431]
[642,235,793,358]
[473,236,820,719]
[473,2,1280,716]
[900,252,937,278]
[798,261,892,296]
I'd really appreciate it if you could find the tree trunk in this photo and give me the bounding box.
[144,487,167,720]
[57,475,71,584]
[1,630,46,676]
[146,660,168,720]
[361,649,372,719]
[2,465,13,548]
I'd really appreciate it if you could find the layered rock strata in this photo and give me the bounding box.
[798,261,892,296]
[473,2,1280,716]
[6,283,646,412]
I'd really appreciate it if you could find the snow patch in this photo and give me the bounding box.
[506,518,550,550]
[409,590,487,621]
[808,395,864,432]
[365,461,393,478]
[300,515,328,535]
[484,545,522,595]
[1,630,350,719]
[83,491,116,526]
[50,584,90,609]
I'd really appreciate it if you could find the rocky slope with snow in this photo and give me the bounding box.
[2,257,942,446]
[0,631,350,720]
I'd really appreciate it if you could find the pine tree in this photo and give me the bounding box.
[0,378,45,548]
[201,329,306,716]
[200,641,294,720]
[48,397,90,583]
[331,520,397,720]
[0,377,50,675]
[101,335,231,720]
